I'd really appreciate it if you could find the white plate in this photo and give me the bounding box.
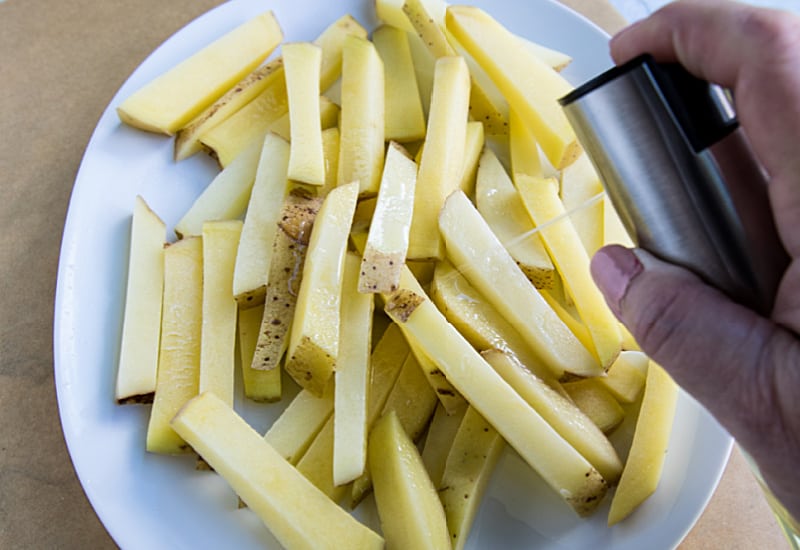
[54,1,733,548]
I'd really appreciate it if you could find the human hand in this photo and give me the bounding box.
[589,0,800,523]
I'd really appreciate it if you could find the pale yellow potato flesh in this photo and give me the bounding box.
[232,133,290,307]
[174,59,284,161]
[284,42,325,186]
[115,196,165,404]
[516,175,622,370]
[174,140,261,238]
[251,190,322,372]
[286,182,359,396]
[237,305,281,402]
[509,107,543,180]
[333,254,374,486]
[373,25,426,142]
[421,402,468,488]
[338,35,385,197]
[608,363,678,525]
[264,383,334,465]
[563,378,626,434]
[459,120,485,195]
[384,289,608,516]
[146,237,203,454]
[475,147,555,288]
[560,153,605,257]
[199,220,242,407]
[482,349,623,484]
[439,406,505,550]
[599,350,649,404]
[408,56,470,260]
[439,190,600,378]
[446,6,580,168]
[117,12,283,135]
[171,392,384,549]
[369,411,451,550]
[358,142,417,294]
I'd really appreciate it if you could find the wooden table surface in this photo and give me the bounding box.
[0,0,788,547]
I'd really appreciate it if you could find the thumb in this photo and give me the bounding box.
[589,245,788,451]
[591,245,800,520]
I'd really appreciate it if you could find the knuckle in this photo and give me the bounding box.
[739,8,800,55]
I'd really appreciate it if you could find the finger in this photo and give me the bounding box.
[591,245,778,441]
[609,1,800,192]
[591,244,800,520]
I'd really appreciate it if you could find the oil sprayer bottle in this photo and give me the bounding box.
[559,54,788,315]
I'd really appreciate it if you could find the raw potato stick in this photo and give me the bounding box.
[146,237,203,455]
[384,288,608,516]
[333,253,374,486]
[118,12,283,135]
[358,142,417,294]
[199,220,242,407]
[284,42,325,186]
[251,189,323,371]
[115,196,165,404]
[232,133,290,308]
[171,392,384,549]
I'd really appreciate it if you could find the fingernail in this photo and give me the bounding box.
[590,245,643,319]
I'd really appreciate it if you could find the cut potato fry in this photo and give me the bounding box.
[384,289,608,516]
[390,267,465,413]
[520,36,573,71]
[171,392,384,549]
[509,107,543,180]
[317,127,341,198]
[338,35,385,197]
[369,411,451,550]
[439,190,600,378]
[295,417,346,502]
[599,351,649,404]
[430,260,561,388]
[482,349,622,484]
[475,147,554,288]
[408,56,470,260]
[284,42,325,186]
[238,305,281,402]
[285,182,359,395]
[174,140,261,238]
[459,120,484,196]
[199,71,288,168]
[146,237,203,454]
[406,31,436,118]
[604,194,635,248]
[118,12,282,135]
[269,96,339,143]
[446,6,580,168]
[608,362,678,525]
[561,153,604,257]
[376,0,447,30]
[174,59,284,161]
[314,15,369,92]
[232,133,290,307]
[116,196,165,404]
[199,220,242,407]
[264,383,334,465]
[373,25,426,142]
[421,401,468,488]
[403,0,507,136]
[333,254,375,486]
[563,378,625,434]
[349,324,412,507]
[516,175,622,369]
[358,142,417,294]
[380,353,439,442]
[439,406,505,550]
[251,189,323,371]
